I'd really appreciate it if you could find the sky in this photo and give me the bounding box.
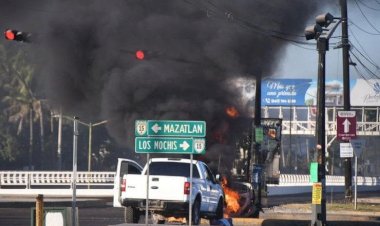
[274,0,380,82]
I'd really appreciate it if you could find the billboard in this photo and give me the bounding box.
[261,79,312,106]
[261,78,380,107]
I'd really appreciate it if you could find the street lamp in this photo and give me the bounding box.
[87,120,108,172]
[304,12,341,226]
[52,112,107,171]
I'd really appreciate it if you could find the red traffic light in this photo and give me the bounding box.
[4,29,30,42]
[135,50,145,60]
[4,29,16,40]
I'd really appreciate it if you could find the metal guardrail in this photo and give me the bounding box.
[0,171,379,198]
[1,171,379,188]
[0,171,115,189]
[278,174,380,186]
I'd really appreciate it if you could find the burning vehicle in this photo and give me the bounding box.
[221,176,256,218]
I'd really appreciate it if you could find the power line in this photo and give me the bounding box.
[350,50,380,79]
[348,27,379,67]
[357,0,380,11]
[352,64,380,92]
[350,43,380,70]
[349,20,380,35]
[354,0,380,34]
[183,0,318,50]
[205,0,306,38]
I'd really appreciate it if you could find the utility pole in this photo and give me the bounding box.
[340,0,352,202]
[252,74,262,217]
[305,12,342,226]
[312,37,327,225]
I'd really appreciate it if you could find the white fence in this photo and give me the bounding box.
[0,171,115,188]
[268,174,380,195]
[0,171,379,197]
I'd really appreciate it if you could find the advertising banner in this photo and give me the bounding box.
[261,79,312,106]
[261,78,380,107]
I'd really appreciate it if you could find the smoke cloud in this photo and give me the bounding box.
[0,1,328,162]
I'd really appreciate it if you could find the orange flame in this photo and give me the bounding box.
[225,106,239,118]
[221,176,240,216]
[167,217,186,224]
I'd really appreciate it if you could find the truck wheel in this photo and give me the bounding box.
[209,198,223,225]
[215,198,224,219]
[190,198,201,225]
[124,206,140,223]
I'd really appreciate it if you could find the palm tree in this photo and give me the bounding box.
[0,46,45,169]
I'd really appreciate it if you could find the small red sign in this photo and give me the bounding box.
[337,111,356,141]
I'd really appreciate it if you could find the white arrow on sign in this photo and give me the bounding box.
[151,123,162,133]
[343,119,351,133]
[179,141,190,151]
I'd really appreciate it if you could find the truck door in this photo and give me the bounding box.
[202,163,220,212]
[113,158,143,207]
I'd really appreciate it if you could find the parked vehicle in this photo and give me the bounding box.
[113,158,143,208]
[115,158,224,224]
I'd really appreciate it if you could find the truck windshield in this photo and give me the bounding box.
[147,162,200,178]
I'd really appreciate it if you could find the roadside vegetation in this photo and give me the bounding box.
[0,44,126,171]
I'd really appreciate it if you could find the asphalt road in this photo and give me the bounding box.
[0,206,126,226]
[1,192,379,226]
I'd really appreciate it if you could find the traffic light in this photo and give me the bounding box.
[135,50,145,60]
[4,29,30,42]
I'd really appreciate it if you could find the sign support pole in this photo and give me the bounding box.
[145,153,150,226]
[189,154,193,226]
[354,154,358,210]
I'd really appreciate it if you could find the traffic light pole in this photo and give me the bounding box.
[311,37,327,226]
[305,12,342,226]
[340,0,353,202]
[252,75,262,217]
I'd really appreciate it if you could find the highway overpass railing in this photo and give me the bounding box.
[1,171,379,198]
[267,174,380,195]
[0,171,115,189]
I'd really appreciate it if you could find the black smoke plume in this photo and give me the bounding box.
[0,0,328,162]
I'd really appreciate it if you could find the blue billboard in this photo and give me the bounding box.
[261,79,312,106]
[260,78,380,107]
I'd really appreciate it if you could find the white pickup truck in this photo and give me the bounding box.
[114,158,224,224]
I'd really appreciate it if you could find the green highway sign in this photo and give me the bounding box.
[135,137,206,154]
[135,120,206,137]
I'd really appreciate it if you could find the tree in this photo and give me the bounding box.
[0,45,45,169]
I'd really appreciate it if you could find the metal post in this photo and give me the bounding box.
[57,110,62,170]
[252,75,262,217]
[145,153,149,226]
[311,38,327,226]
[340,0,353,202]
[88,123,92,172]
[354,155,358,210]
[72,117,79,226]
[29,107,33,170]
[189,154,193,226]
[36,194,44,226]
